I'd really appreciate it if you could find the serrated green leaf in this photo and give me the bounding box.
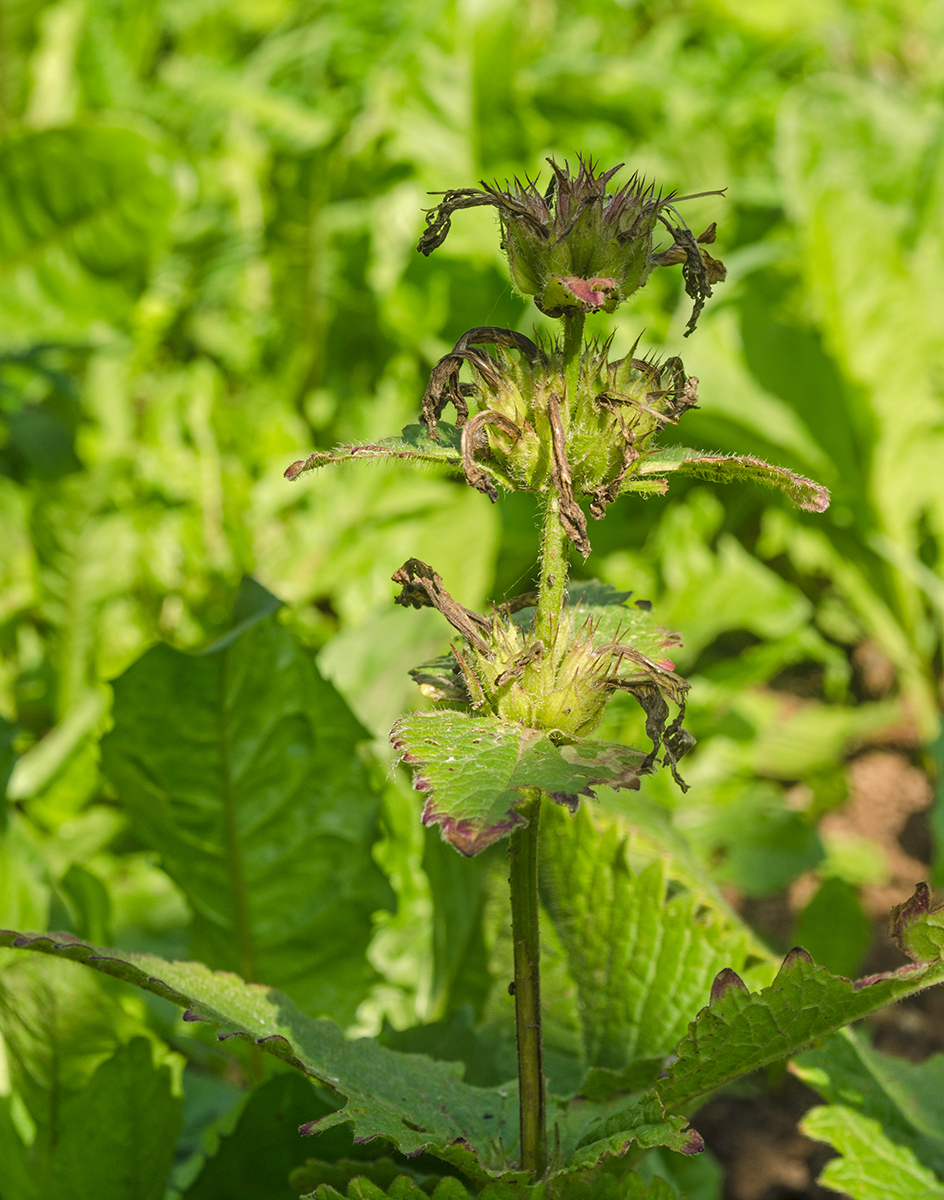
[0,127,174,344]
[540,804,765,1077]
[794,1029,944,1178]
[0,932,520,1179]
[635,447,829,512]
[101,610,394,1022]
[801,1105,944,1200]
[555,1090,702,1171]
[286,424,463,480]
[391,711,646,856]
[658,887,944,1111]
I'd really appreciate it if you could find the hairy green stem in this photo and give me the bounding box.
[509,791,545,1176]
[510,309,586,1176]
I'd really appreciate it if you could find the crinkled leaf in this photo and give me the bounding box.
[101,606,393,1023]
[0,931,521,1179]
[658,885,944,1111]
[286,424,463,480]
[306,1177,470,1200]
[540,805,770,1081]
[801,1105,944,1200]
[391,711,646,856]
[635,447,829,513]
[794,1029,944,1178]
[553,1090,702,1172]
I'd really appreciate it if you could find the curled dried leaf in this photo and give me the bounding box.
[392,559,494,659]
[421,327,543,432]
[548,391,591,558]
[460,411,522,501]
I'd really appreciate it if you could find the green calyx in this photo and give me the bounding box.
[422,329,699,541]
[417,156,726,330]
[395,561,692,778]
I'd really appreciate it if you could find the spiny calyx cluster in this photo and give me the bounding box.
[418,156,726,335]
[421,326,698,556]
[393,559,693,787]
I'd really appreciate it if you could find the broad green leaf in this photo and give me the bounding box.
[391,710,647,856]
[635,447,829,512]
[48,1038,182,1200]
[801,1105,944,1200]
[540,804,766,1078]
[101,609,394,1023]
[0,1096,36,1200]
[185,1073,327,1199]
[285,424,463,481]
[794,1029,944,1178]
[658,885,944,1111]
[423,828,493,1020]
[0,952,162,1149]
[0,932,520,1179]
[0,127,174,344]
[307,1177,471,1200]
[58,862,113,946]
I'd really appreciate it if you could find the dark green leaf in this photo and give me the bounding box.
[58,863,113,945]
[794,1029,944,1178]
[0,933,521,1179]
[794,878,870,977]
[185,1073,326,1199]
[0,714,15,831]
[101,611,394,1022]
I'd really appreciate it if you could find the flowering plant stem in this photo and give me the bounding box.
[510,309,585,1177]
[509,790,545,1177]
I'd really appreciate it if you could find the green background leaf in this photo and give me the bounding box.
[101,607,394,1022]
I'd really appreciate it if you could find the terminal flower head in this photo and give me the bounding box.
[417,156,727,333]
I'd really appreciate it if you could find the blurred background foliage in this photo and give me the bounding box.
[2,0,944,1192]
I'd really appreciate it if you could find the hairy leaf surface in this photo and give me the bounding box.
[540,805,769,1081]
[658,886,944,1110]
[636,447,829,512]
[392,711,647,855]
[0,932,519,1178]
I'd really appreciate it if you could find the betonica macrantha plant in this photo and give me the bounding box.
[285,158,829,1178]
